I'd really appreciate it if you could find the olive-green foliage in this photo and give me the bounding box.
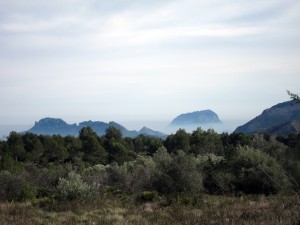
[133,135,163,154]
[281,160,300,190]
[82,164,110,186]
[56,171,99,202]
[25,164,68,198]
[17,184,36,201]
[107,142,133,164]
[164,129,190,153]
[107,155,156,193]
[39,135,69,163]
[22,133,44,163]
[153,148,203,194]
[250,134,287,159]
[0,126,299,201]
[190,128,224,155]
[79,127,108,164]
[0,153,23,173]
[7,131,26,161]
[105,126,122,141]
[222,132,252,147]
[198,154,235,194]
[231,146,290,194]
[0,171,35,201]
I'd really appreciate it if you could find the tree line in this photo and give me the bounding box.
[0,126,299,202]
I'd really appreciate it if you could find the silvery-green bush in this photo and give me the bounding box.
[56,171,99,201]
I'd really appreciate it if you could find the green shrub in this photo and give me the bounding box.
[0,171,25,201]
[153,150,203,194]
[231,146,291,194]
[17,184,36,201]
[56,171,99,202]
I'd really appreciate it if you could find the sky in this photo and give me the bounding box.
[0,0,300,134]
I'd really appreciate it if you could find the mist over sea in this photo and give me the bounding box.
[0,119,248,139]
[118,119,247,135]
[0,124,32,139]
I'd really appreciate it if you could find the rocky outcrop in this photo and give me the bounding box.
[170,110,221,127]
[27,118,165,137]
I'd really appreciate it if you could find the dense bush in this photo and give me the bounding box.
[231,146,290,194]
[153,149,203,194]
[199,154,235,194]
[107,155,156,193]
[0,126,299,202]
[0,171,35,201]
[17,183,36,201]
[56,171,99,202]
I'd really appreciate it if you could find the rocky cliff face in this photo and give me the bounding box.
[235,100,300,136]
[170,109,221,127]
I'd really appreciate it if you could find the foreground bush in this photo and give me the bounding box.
[153,149,203,194]
[0,171,35,201]
[231,146,291,194]
[56,171,99,202]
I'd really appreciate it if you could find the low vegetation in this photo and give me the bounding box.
[0,126,299,224]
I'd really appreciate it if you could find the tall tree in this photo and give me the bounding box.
[7,132,25,161]
[79,127,107,164]
[105,126,122,141]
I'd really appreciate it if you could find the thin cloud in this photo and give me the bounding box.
[0,0,299,127]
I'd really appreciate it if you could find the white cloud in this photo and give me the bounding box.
[0,0,299,127]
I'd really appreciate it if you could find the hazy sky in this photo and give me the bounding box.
[0,0,300,129]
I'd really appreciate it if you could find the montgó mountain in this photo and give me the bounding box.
[27,118,165,137]
[170,109,222,127]
[235,100,300,136]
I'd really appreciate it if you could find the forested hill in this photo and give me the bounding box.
[26,118,165,138]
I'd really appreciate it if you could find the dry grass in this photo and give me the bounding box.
[0,194,299,225]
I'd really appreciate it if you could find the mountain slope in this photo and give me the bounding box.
[235,100,300,136]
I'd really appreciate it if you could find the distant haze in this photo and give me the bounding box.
[0,118,249,139]
[0,0,299,135]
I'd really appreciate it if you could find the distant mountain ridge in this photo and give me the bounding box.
[27,118,165,138]
[170,109,222,127]
[235,100,300,136]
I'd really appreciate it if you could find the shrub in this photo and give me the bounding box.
[153,150,203,194]
[56,171,99,202]
[0,171,25,201]
[17,184,36,201]
[107,156,156,193]
[198,154,235,194]
[231,146,291,194]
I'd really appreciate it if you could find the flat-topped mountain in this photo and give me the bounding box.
[170,109,221,127]
[235,100,300,136]
[27,118,165,138]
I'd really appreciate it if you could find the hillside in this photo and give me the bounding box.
[235,100,300,136]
